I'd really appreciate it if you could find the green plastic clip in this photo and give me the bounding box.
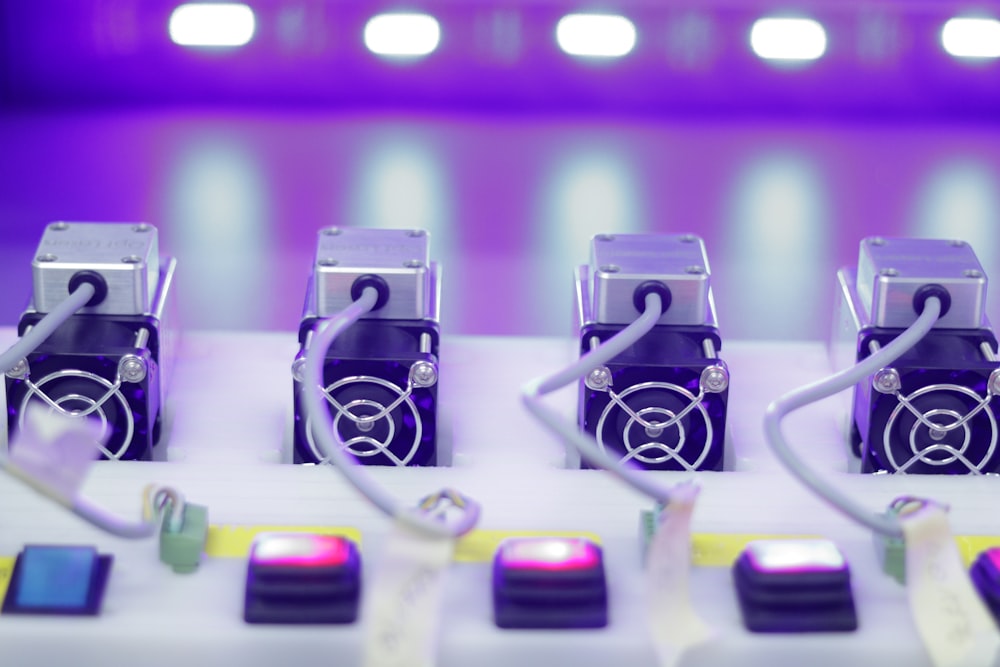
[639,503,666,566]
[160,503,209,574]
[874,496,939,585]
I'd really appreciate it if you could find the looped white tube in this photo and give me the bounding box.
[764,296,942,538]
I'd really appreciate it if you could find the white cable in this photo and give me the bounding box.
[0,449,167,539]
[0,282,96,374]
[67,485,184,539]
[1,282,178,539]
[522,292,675,504]
[302,286,479,538]
[71,497,159,538]
[764,296,943,538]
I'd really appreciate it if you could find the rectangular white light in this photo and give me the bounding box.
[364,13,441,57]
[942,17,1000,59]
[169,3,256,47]
[750,17,827,61]
[556,14,636,58]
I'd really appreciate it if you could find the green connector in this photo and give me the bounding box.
[873,518,907,585]
[639,505,665,566]
[874,496,942,585]
[159,503,208,574]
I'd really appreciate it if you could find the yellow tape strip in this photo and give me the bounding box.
[454,530,603,563]
[0,556,15,606]
[955,536,1000,567]
[205,525,362,559]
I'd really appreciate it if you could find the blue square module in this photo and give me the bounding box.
[2,545,113,616]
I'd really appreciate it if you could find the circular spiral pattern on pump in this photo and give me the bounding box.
[881,383,998,474]
[306,375,422,467]
[17,369,134,460]
[595,381,713,470]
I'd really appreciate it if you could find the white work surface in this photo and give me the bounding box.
[1,328,999,667]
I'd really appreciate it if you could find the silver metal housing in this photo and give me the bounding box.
[830,240,996,460]
[831,266,872,423]
[3,255,178,454]
[32,222,160,316]
[577,233,717,327]
[856,237,988,329]
[831,264,996,409]
[150,257,178,403]
[24,256,176,395]
[312,227,437,321]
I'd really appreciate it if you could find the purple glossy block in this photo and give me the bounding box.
[493,538,608,630]
[970,547,1000,628]
[733,540,857,633]
[244,533,361,625]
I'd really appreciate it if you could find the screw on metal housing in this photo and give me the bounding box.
[872,368,901,394]
[5,358,29,380]
[700,364,729,393]
[409,360,438,388]
[118,354,148,384]
[291,358,307,383]
[990,369,1000,396]
[585,366,612,392]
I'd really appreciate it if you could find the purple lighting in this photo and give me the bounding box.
[4,2,1000,351]
[168,3,256,48]
[750,17,827,62]
[941,17,1000,59]
[2,1,1000,115]
[364,13,441,58]
[555,14,636,58]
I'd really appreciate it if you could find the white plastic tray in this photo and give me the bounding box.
[2,328,998,667]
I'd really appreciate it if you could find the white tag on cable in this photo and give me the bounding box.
[363,520,456,667]
[901,502,1000,667]
[7,405,100,500]
[646,482,712,667]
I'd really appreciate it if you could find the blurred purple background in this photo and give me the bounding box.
[1,1,998,340]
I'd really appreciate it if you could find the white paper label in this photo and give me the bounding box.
[8,406,99,500]
[647,483,712,667]
[902,503,1000,667]
[363,521,456,667]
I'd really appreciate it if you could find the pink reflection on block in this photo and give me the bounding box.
[498,537,600,571]
[986,547,1000,572]
[250,533,351,567]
